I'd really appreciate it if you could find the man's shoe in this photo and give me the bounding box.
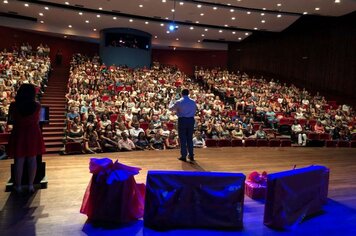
[188,156,195,162]
[177,157,187,162]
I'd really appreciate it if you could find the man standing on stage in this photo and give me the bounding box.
[169,89,197,162]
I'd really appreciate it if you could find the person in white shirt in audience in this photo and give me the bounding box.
[193,131,206,148]
[291,120,307,146]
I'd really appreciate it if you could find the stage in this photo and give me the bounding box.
[0,147,356,236]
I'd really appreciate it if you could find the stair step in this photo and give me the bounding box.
[41,97,66,101]
[42,131,64,137]
[49,118,66,122]
[41,100,66,104]
[45,147,62,154]
[50,115,65,119]
[42,104,65,107]
[44,141,63,147]
[48,122,65,127]
[44,136,64,142]
[43,126,64,132]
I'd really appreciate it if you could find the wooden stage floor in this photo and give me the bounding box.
[0,147,356,236]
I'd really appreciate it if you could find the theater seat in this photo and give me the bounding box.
[257,139,269,147]
[231,139,243,147]
[337,140,350,147]
[351,141,356,148]
[307,133,320,140]
[65,142,83,154]
[280,139,292,147]
[139,122,149,131]
[205,139,218,147]
[325,140,337,147]
[269,139,280,147]
[319,133,331,141]
[218,139,232,147]
[244,139,257,147]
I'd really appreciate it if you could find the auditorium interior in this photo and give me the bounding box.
[0,0,355,235]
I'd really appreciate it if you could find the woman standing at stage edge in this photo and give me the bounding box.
[169,89,197,162]
[7,84,46,193]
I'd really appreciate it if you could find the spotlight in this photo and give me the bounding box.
[169,24,175,31]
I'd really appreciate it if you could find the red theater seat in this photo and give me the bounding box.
[351,141,356,148]
[110,114,118,123]
[231,139,243,147]
[65,142,83,154]
[325,140,337,147]
[269,139,281,147]
[257,139,269,147]
[218,139,231,147]
[205,139,218,147]
[244,139,257,147]
[139,122,149,131]
[308,133,320,140]
[337,140,350,147]
[280,139,292,147]
[319,133,331,141]
[166,122,174,131]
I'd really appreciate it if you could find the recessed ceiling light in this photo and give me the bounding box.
[277,14,282,18]
[24,3,29,7]
[189,26,194,30]
[231,17,236,20]
[64,35,67,38]
[162,0,166,2]
[171,9,175,12]
[200,13,204,16]
[195,21,199,23]
[247,11,251,14]
[145,21,149,24]
[201,34,205,37]
[113,17,117,20]
[3,0,8,4]
[173,47,176,50]
[96,14,100,18]
[303,12,308,15]
[40,20,44,24]
[227,3,231,6]
[230,9,234,12]
[315,7,320,11]
[85,20,89,23]
[176,38,179,41]
[219,30,223,33]
[335,0,341,3]
[44,7,49,10]
[197,4,202,8]
[166,31,170,34]
[79,12,83,15]
[160,23,164,26]
[277,3,282,7]
[65,2,69,5]
[213,7,217,10]
[245,32,249,36]
[232,31,236,34]
[129,19,133,22]
[165,17,169,19]
[179,2,184,5]
[238,37,242,40]
[93,28,97,31]
[68,25,72,28]
[197,40,201,43]
[39,13,44,16]
[139,4,143,8]
[98,7,103,10]
[154,35,158,39]
[262,8,266,10]
[204,28,208,31]
[261,20,266,23]
[261,13,265,16]
[224,24,228,27]
[254,27,258,30]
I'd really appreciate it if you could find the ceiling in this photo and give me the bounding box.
[0,0,355,50]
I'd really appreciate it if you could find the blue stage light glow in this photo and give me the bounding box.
[169,24,175,31]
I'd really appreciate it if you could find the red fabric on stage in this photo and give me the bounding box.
[80,158,145,224]
[7,102,46,158]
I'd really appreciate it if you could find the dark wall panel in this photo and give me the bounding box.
[228,13,356,106]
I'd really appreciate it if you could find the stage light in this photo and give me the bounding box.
[168,24,176,31]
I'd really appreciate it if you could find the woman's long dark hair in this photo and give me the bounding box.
[15,83,37,116]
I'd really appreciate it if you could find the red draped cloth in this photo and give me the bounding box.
[80,158,145,224]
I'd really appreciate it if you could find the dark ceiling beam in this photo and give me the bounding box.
[0,11,37,22]
[16,0,261,33]
[181,0,303,16]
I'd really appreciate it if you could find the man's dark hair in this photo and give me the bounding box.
[181,89,189,96]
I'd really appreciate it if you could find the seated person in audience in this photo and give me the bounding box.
[255,125,268,139]
[118,132,135,151]
[129,122,144,142]
[66,123,84,143]
[332,123,343,140]
[169,111,178,123]
[150,133,165,150]
[165,130,179,149]
[220,123,231,140]
[231,125,244,140]
[151,115,162,129]
[67,106,80,122]
[145,123,157,141]
[101,131,118,152]
[294,108,306,119]
[160,123,170,139]
[193,131,207,148]
[84,114,97,128]
[303,119,312,133]
[116,123,129,138]
[291,120,307,146]
[84,132,102,154]
[99,114,111,131]
[124,108,134,127]
[135,131,150,150]
[243,124,256,139]
[265,108,277,129]
[314,120,325,134]
[206,123,220,139]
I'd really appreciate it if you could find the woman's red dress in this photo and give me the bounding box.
[8,102,46,158]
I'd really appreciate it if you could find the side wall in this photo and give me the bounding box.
[228,13,356,106]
